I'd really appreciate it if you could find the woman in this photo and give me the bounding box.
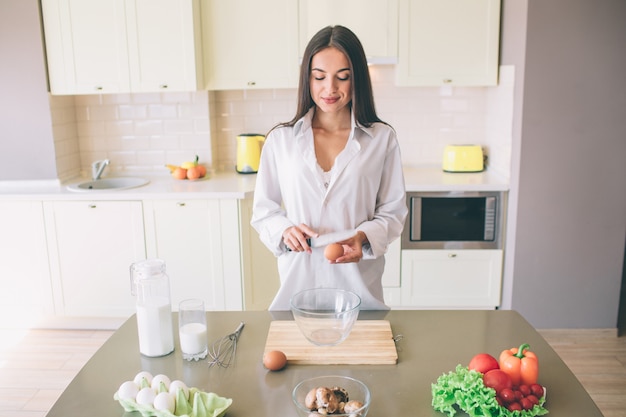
[251,25,407,311]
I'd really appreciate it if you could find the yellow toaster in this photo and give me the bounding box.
[442,145,484,172]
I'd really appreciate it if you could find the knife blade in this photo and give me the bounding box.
[306,229,356,248]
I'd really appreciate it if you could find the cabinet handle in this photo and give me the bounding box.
[176,202,186,207]
[95,86,103,91]
[88,204,97,209]
[443,79,453,84]
[448,253,457,258]
[160,84,168,89]
[247,81,256,86]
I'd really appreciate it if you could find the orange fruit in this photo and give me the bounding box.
[172,167,187,180]
[186,166,203,180]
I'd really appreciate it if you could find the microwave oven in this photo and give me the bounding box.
[401,191,506,250]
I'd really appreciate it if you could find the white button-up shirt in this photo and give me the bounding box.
[251,108,407,310]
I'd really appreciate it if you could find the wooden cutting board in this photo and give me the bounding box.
[263,320,398,365]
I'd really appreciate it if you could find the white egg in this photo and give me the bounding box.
[135,387,157,405]
[133,371,153,387]
[117,380,139,400]
[169,380,190,400]
[153,392,176,413]
[151,374,171,392]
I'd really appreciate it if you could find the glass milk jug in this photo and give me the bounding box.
[130,259,175,357]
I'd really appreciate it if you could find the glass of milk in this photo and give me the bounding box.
[178,299,208,361]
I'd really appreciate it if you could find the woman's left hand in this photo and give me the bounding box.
[331,231,368,264]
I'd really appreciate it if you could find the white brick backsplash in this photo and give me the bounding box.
[47,67,514,178]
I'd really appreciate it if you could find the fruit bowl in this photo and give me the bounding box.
[292,375,370,417]
[290,288,361,346]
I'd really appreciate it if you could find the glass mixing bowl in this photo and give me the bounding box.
[290,288,361,346]
[292,375,371,417]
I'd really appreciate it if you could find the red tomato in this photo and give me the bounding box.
[483,369,513,393]
[530,384,544,397]
[520,398,534,410]
[499,388,516,404]
[507,402,522,411]
[468,353,500,374]
[526,394,539,405]
[518,384,531,396]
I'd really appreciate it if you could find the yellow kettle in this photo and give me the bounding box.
[236,133,265,174]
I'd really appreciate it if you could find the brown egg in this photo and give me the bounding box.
[263,350,287,371]
[324,243,344,261]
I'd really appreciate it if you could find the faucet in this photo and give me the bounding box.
[91,159,110,180]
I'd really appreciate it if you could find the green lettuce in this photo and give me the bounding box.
[432,365,549,417]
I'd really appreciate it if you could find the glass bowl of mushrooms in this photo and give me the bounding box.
[292,375,371,417]
[290,288,361,346]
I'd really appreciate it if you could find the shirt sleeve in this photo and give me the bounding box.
[357,128,408,259]
[250,132,294,256]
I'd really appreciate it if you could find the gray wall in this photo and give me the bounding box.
[507,0,626,328]
[0,0,57,181]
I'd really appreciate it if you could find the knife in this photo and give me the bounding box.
[306,229,356,248]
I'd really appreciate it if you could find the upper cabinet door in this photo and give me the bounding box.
[126,0,202,92]
[41,0,202,94]
[202,0,299,90]
[298,0,399,64]
[42,0,130,94]
[396,0,501,86]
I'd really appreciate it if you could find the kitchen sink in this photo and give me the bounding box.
[67,177,149,192]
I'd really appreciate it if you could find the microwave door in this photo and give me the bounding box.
[402,192,505,250]
[409,197,422,241]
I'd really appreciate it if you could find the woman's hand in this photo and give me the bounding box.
[332,231,368,264]
[282,224,318,253]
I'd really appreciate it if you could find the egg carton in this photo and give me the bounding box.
[114,385,231,417]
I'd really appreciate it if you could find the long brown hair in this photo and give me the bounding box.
[280,25,384,129]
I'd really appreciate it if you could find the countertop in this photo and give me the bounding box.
[46,310,602,417]
[0,166,508,201]
[0,171,258,201]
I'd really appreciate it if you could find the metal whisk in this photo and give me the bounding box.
[207,321,245,368]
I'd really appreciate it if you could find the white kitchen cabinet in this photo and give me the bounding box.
[41,0,202,94]
[44,201,145,317]
[298,0,399,64]
[0,202,53,327]
[396,0,501,86]
[41,0,129,94]
[142,199,243,311]
[126,0,203,92]
[385,249,503,308]
[382,238,401,288]
[201,0,299,90]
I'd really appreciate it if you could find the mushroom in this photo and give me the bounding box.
[331,386,349,403]
[344,400,364,414]
[304,387,319,410]
[316,387,340,413]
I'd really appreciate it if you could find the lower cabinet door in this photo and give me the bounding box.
[44,201,145,317]
[143,199,243,311]
[0,201,53,326]
[387,249,503,309]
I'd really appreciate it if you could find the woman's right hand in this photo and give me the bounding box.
[283,224,318,253]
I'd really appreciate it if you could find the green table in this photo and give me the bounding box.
[46,310,603,416]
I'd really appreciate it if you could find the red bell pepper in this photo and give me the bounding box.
[499,343,539,386]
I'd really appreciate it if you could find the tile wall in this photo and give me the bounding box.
[49,65,514,182]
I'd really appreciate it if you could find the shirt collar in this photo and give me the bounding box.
[294,107,376,139]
